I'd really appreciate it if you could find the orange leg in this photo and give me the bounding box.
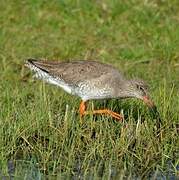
[79,100,87,118]
[79,101,123,121]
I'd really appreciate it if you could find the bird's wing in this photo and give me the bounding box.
[25,59,124,85]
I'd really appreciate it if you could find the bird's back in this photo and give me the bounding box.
[26,59,124,84]
[25,59,126,100]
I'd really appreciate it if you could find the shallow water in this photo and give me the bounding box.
[0,160,178,179]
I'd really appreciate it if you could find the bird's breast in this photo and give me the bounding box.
[74,81,114,100]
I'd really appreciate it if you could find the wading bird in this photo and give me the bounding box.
[25,59,155,121]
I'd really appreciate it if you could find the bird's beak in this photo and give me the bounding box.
[142,96,155,108]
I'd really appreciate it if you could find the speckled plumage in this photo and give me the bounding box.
[25,59,136,101]
[25,58,155,120]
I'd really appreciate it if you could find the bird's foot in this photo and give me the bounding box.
[79,100,123,121]
[84,109,123,121]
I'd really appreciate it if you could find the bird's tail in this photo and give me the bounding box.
[25,58,49,73]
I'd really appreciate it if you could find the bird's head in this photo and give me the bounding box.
[129,79,155,108]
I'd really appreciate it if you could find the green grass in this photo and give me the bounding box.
[0,0,179,179]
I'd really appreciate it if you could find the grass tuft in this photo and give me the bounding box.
[0,0,179,178]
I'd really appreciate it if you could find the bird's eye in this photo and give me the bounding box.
[140,86,144,91]
[137,85,144,92]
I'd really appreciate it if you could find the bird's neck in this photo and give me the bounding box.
[116,81,136,99]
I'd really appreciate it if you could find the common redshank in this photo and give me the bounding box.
[25,59,154,121]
